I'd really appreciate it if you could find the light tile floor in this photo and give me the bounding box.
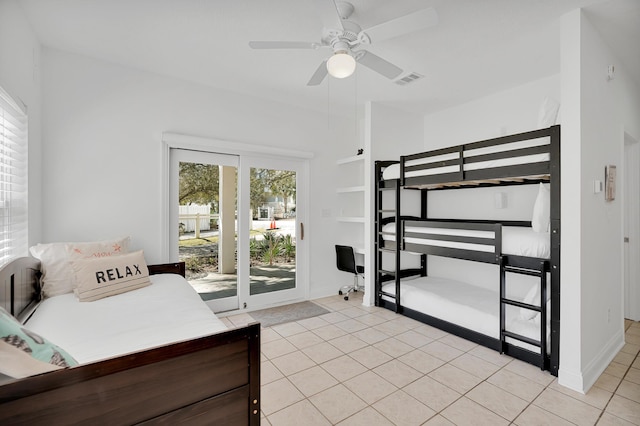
[223,294,640,425]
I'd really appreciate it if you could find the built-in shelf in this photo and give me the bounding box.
[336,216,365,223]
[336,185,365,193]
[336,155,365,165]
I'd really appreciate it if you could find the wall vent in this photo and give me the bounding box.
[395,72,424,86]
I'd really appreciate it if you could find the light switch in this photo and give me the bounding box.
[593,180,603,193]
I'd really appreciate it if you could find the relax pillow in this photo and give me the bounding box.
[0,306,77,378]
[531,183,550,233]
[73,250,151,302]
[30,236,131,298]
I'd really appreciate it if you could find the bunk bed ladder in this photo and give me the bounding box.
[375,162,402,310]
[499,256,550,370]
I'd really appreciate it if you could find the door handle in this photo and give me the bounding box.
[300,223,304,240]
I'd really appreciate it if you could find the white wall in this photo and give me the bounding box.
[0,0,43,248]
[40,48,349,300]
[559,9,640,393]
[423,74,561,149]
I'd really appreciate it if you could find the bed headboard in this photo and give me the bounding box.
[0,257,41,323]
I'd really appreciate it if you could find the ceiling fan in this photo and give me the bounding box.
[248,0,438,86]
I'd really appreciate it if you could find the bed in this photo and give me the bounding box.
[375,125,560,375]
[0,256,261,425]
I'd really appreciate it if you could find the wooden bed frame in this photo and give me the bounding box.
[0,257,261,425]
[375,125,560,375]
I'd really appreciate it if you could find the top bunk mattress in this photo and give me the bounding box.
[382,136,550,181]
[26,274,228,364]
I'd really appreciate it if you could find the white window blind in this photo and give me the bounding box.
[0,87,28,265]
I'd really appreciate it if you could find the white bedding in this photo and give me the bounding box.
[26,274,228,364]
[382,223,550,259]
[382,137,550,181]
[381,276,549,353]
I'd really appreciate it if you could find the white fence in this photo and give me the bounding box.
[179,205,214,234]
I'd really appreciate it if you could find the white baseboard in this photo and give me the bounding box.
[559,329,625,393]
[582,329,625,392]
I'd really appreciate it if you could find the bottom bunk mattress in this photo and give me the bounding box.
[381,276,548,353]
[25,273,228,364]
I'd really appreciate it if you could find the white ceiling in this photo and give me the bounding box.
[18,0,640,115]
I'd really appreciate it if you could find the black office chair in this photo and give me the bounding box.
[335,245,364,301]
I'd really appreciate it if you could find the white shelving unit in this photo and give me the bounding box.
[335,153,366,298]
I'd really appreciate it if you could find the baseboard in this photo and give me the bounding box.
[558,328,625,393]
[582,328,625,392]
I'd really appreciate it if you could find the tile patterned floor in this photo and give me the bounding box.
[223,294,640,425]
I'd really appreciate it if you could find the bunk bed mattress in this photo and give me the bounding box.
[381,276,549,352]
[25,273,228,364]
[382,224,550,258]
[382,137,550,180]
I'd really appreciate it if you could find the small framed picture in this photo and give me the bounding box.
[605,165,616,201]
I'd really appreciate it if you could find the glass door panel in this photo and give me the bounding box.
[240,156,307,309]
[249,167,296,295]
[170,149,239,313]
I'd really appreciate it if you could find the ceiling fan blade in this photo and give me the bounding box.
[307,60,328,86]
[310,0,344,30]
[362,7,438,43]
[248,41,320,49]
[355,50,403,79]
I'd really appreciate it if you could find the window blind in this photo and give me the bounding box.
[0,87,28,265]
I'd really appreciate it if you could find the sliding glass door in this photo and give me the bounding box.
[169,149,307,312]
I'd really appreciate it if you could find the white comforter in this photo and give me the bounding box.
[26,274,228,364]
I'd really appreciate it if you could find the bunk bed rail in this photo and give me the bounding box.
[403,220,502,264]
[396,126,557,189]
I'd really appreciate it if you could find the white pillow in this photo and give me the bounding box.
[72,250,150,302]
[519,284,539,320]
[531,183,550,233]
[537,97,560,128]
[30,236,131,298]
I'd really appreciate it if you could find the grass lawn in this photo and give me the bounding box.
[178,230,263,248]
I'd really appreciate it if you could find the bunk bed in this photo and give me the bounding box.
[0,257,261,425]
[375,125,560,375]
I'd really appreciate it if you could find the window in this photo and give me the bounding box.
[0,87,28,265]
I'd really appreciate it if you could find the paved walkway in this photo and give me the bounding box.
[179,217,297,301]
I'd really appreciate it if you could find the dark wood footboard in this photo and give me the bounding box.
[0,322,261,425]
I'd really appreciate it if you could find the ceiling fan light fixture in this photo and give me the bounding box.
[326,51,356,79]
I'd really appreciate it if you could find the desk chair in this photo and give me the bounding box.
[335,245,364,301]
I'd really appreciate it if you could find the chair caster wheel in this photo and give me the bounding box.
[353,288,358,292]
[338,290,343,295]
[344,296,349,301]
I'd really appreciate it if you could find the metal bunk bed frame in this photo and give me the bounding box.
[374,125,560,376]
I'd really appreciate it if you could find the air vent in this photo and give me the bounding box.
[395,72,424,86]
